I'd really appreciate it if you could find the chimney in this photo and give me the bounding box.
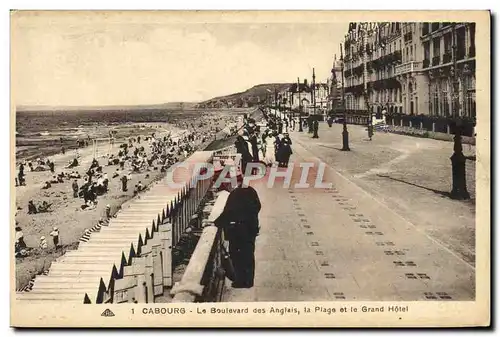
[304,79,308,86]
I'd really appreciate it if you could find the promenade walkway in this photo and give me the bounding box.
[223,136,475,302]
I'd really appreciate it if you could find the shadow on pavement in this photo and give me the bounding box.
[318,144,352,152]
[376,174,451,198]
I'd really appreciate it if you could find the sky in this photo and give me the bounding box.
[12,12,348,106]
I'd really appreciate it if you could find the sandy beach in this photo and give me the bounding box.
[14,109,247,290]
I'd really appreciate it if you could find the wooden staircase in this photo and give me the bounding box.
[16,151,214,304]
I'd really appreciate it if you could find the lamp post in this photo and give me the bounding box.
[312,68,319,138]
[340,43,350,151]
[450,23,470,200]
[298,77,304,132]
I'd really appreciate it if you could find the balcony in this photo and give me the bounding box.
[423,59,430,68]
[443,52,452,64]
[432,55,440,66]
[469,45,475,58]
[395,61,422,75]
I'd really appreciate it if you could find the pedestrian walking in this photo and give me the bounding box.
[105,205,111,219]
[121,175,128,192]
[235,135,253,175]
[72,180,79,198]
[50,227,60,249]
[278,134,293,167]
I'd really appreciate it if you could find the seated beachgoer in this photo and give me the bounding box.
[39,236,48,249]
[38,201,52,213]
[27,201,37,214]
[41,181,51,190]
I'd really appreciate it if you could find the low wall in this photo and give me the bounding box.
[381,125,476,145]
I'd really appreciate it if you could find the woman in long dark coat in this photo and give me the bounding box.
[277,136,293,168]
[235,135,253,175]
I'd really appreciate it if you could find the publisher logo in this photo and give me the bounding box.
[101,309,115,317]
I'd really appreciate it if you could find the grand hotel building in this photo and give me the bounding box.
[343,22,476,119]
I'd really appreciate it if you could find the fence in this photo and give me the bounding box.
[385,115,475,137]
[381,123,475,145]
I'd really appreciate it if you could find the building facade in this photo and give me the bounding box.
[343,22,476,119]
[327,57,343,112]
[420,22,476,118]
[282,79,330,117]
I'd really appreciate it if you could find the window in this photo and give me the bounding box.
[441,79,450,117]
[424,41,430,60]
[470,23,476,54]
[422,23,430,36]
[431,83,439,116]
[410,46,413,60]
[433,37,441,57]
[444,33,452,53]
[457,27,466,60]
[464,75,476,118]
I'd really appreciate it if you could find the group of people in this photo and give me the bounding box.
[15,224,60,258]
[15,113,240,260]
[214,110,298,289]
[234,114,294,174]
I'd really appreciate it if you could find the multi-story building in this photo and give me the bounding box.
[310,82,330,114]
[343,21,476,120]
[420,22,476,118]
[344,22,403,118]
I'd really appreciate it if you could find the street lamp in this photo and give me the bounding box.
[274,87,278,118]
[340,43,350,151]
[298,77,304,132]
[312,68,319,138]
[449,23,470,200]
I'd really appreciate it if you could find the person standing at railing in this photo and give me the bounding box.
[215,179,261,289]
[235,135,253,175]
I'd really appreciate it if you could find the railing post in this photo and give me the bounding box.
[141,245,154,303]
[159,223,173,287]
[152,243,164,296]
[136,274,147,303]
